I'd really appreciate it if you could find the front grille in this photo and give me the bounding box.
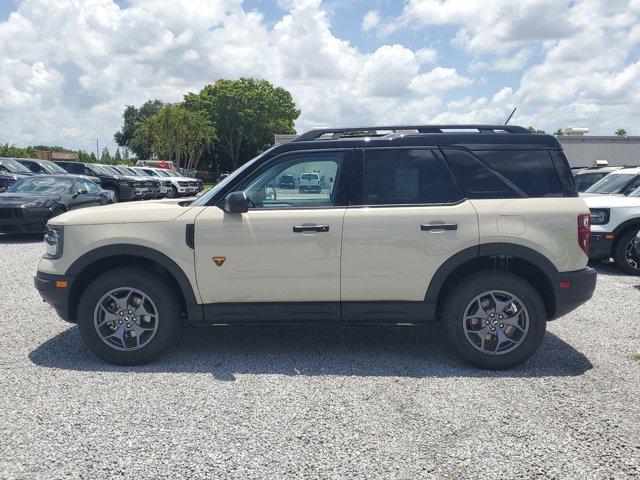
[162,180,172,187]
[0,208,20,219]
[133,181,145,188]
[178,181,189,187]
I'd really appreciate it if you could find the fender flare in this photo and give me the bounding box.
[612,218,640,237]
[66,244,198,305]
[424,243,559,303]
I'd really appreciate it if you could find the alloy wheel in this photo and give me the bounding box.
[462,290,529,355]
[624,238,640,271]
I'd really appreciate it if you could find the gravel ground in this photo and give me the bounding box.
[0,234,639,479]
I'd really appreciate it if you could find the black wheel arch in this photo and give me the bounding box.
[612,218,640,237]
[65,244,199,322]
[425,243,559,319]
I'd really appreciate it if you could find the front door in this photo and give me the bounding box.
[194,150,350,322]
[340,147,479,321]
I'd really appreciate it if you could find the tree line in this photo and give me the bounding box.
[113,78,300,172]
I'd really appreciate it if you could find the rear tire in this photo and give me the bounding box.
[440,270,547,370]
[76,267,182,365]
[167,186,178,198]
[613,229,640,275]
[105,187,119,203]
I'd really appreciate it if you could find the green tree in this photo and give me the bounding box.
[101,147,112,164]
[76,150,93,163]
[89,152,98,162]
[138,104,215,170]
[114,147,122,163]
[528,126,546,134]
[184,78,299,170]
[554,128,564,135]
[615,129,627,136]
[0,143,38,158]
[114,99,165,159]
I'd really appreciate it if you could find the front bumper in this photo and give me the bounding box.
[548,267,597,320]
[34,271,76,322]
[589,232,615,260]
[0,208,49,233]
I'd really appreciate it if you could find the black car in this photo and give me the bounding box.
[0,157,33,192]
[16,158,102,185]
[0,175,113,234]
[278,174,296,189]
[54,161,143,202]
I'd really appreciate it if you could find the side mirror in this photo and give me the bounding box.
[223,191,249,213]
[73,186,88,197]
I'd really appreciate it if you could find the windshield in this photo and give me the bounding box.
[7,176,73,194]
[39,160,68,174]
[163,170,180,177]
[100,165,124,176]
[0,158,32,174]
[585,173,637,194]
[117,166,138,176]
[191,148,274,207]
[87,164,110,175]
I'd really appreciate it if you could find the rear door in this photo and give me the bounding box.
[340,148,479,321]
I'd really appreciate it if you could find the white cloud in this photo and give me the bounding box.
[415,47,438,64]
[409,67,472,94]
[361,10,380,32]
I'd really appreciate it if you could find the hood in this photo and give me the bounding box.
[0,173,31,181]
[0,193,61,207]
[50,199,192,226]
[583,195,640,208]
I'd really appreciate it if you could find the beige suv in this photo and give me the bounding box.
[35,125,596,369]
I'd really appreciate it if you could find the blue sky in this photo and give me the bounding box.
[0,0,639,153]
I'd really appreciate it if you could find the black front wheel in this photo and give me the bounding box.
[76,267,182,365]
[441,270,547,369]
[613,229,640,274]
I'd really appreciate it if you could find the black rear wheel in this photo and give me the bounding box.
[613,229,640,274]
[105,187,119,202]
[441,270,547,369]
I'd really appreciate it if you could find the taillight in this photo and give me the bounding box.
[578,213,590,256]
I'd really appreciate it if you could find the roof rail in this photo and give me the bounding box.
[293,124,531,142]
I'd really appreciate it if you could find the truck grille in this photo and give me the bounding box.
[0,208,21,219]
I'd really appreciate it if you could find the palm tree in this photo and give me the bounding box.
[615,129,627,136]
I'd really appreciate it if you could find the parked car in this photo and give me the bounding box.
[573,164,623,192]
[34,124,595,369]
[278,174,296,189]
[584,186,640,274]
[128,166,173,198]
[0,157,33,192]
[583,167,640,196]
[0,175,113,234]
[136,167,197,197]
[16,158,102,185]
[108,165,163,199]
[298,172,321,193]
[54,161,147,202]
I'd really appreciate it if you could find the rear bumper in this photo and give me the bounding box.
[34,271,75,322]
[549,267,597,320]
[589,233,614,260]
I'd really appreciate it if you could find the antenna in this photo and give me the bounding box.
[504,107,517,125]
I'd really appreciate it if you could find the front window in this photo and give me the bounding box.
[585,173,637,194]
[7,176,73,194]
[239,151,343,209]
[0,158,32,174]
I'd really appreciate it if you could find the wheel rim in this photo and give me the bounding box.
[624,238,640,271]
[94,287,159,351]
[462,290,529,355]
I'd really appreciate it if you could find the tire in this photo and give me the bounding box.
[440,270,547,370]
[76,267,182,365]
[613,228,640,274]
[105,187,119,203]
[167,186,178,198]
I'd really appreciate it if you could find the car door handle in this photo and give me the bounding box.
[293,225,330,233]
[421,223,458,231]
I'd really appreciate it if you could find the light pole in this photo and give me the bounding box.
[90,138,99,161]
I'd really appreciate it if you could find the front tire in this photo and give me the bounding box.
[105,187,119,203]
[441,270,547,370]
[76,267,182,365]
[613,229,640,274]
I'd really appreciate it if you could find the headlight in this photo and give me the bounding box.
[44,225,64,259]
[589,208,610,225]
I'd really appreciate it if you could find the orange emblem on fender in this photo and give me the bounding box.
[212,257,226,266]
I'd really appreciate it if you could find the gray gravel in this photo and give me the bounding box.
[0,234,639,479]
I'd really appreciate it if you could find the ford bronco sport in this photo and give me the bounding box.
[35,125,596,369]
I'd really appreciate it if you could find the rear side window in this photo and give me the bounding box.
[443,148,565,198]
[575,172,606,191]
[360,149,464,205]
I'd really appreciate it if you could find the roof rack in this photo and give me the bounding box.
[293,124,530,142]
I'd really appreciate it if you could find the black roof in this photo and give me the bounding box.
[269,125,561,156]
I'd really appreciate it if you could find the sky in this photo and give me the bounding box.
[0,0,639,154]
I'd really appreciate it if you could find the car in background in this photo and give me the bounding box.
[278,174,295,189]
[16,158,102,185]
[107,165,162,199]
[585,186,640,274]
[54,161,147,202]
[136,166,196,197]
[165,169,203,194]
[0,157,33,192]
[573,163,623,192]
[583,167,640,196]
[0,175,113,234]
[298,172,321,193]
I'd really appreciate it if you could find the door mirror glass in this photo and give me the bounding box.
[223,191,249,213]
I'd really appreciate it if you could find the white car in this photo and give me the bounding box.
[584,188,640,273]
[581,167,640,197]
[134,167,194,198]
[298,172,321,193]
